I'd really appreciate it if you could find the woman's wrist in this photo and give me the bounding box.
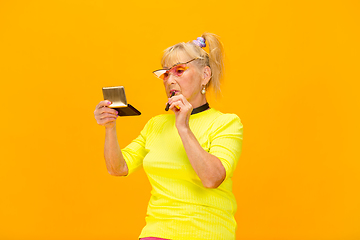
[105,122,117,132]
[177,125,192,137]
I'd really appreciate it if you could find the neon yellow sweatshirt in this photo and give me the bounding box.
[122,108,243,240]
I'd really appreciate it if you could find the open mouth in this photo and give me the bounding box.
[169,90,180,96]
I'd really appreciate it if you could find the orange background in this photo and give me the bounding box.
[0,1,359,239]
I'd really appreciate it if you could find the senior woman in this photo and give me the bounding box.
[94,33,243,240]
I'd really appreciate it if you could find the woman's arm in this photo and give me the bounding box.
[168,95,226,188]
[178,127,226,188]
[94,100,128,176]
[104,125,128,176]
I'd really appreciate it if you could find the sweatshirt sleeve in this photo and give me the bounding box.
[121,118,152,176]
[208,114,243,180]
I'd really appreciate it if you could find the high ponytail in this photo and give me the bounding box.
[201,32,224,93]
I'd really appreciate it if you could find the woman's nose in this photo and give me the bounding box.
[166,73,177,83]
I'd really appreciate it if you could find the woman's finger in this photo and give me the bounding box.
[98,113,118,120]
[94,100,114,115]
[169,100,188,112]
[96,100,112,109]
[168,95,185,105]
[99,107,118,115]
[97,114,118,125]
[95,106,118,116]
[169,95,192,109]
[97,118,116,126]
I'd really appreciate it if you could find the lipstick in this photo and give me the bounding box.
[165,91,176,111]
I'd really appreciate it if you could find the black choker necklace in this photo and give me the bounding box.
[191,102,210,115]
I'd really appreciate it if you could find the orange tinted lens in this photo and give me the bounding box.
[173,64,188,77]
[161,71,169,80]
[155,64,188,80]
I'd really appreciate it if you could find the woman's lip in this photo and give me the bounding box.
[170,90,179,95]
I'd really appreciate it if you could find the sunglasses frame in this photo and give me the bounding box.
[152,58,199,80]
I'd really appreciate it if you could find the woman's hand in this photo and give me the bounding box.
[94,100,119,129]
[168,94,193,131]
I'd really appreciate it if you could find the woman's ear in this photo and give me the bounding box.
[202,66,212,85]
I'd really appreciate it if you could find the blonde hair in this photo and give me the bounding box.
[161,32,225,94]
